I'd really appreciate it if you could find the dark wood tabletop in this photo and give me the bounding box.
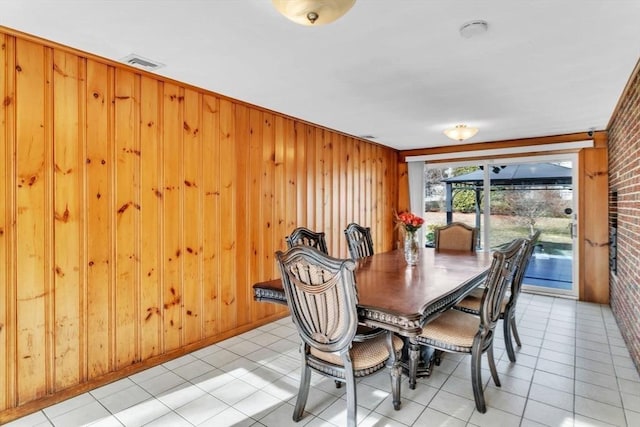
[254,247,493,337]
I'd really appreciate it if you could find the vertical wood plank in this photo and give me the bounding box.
[377,147,383,247]
[262,113,276,280]
[314,129,325,233]
[389,152,398,250]
[15,39,49,403]
[330,133,340,255]
[85,60,113,377]
[354,138,362,225]
[201,95,220,336]
[344,138,354,256]
[52,49,82,389]
[364,143,373,232]
[0,32,16,412]
[113,68,140,368]
[183,88,203,343]
[274,115,287,258]
[373,146,382,249]
[338,135,348,257]
[582,147,610,303]
[218,99,237,332]
[162,83,184,350]
[283,118,297,240]
[382,150,396,251]
[269,115,291,314]
[248,109,270,320]
[295,122,307,227]
[234,104,250,326]
[0,33,6,410]
[43,46,55,399]
[322,131,333,248]
[305,125,316,227]
[246,109,264,318]
[139,76,162,358]
[77,57,88,384]
[279,117,296,317]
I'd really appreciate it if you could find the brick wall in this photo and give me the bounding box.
[608,61,640,369]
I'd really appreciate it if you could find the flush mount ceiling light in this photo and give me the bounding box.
[443,125,479,141]
[459,20,488,38]
[272,0,356,26]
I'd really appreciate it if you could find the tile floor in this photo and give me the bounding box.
[6,293,640,427]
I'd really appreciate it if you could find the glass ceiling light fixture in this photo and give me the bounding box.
[443,124,479,141]
[459,20,489,39]
[272,0,356,26]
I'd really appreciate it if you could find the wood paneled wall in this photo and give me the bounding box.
[0,28,399,420]
[579,135,609,304]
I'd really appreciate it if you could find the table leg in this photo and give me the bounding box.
[408,338,420,389]
[385,332,402,410]
[407,338,439,389]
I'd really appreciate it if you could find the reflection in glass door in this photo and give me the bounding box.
[424,155,577,297]
[424,165,484,249]
[488,160,575,296]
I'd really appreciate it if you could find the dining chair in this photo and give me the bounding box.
[275,246,404,426]
[285,226,329,254]
[409,237,525,413]
[286,225,385,388]
[344,223,374,259]
[453,230,541,362]
[434,222,477,252]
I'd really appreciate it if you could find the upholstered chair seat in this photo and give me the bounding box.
[310,334,404,372]
[418,310,483,350]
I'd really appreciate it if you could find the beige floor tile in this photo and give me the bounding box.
[7,294,640,427]
[523,400,574,427]
[575,396,626,426]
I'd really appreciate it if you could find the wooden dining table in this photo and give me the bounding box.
[253,247,494,389]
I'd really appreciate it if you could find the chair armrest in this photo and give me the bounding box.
[353,325,386,342]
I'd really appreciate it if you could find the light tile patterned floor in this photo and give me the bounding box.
[6,293,640,426]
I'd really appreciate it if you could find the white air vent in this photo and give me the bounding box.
[120,54,165,71]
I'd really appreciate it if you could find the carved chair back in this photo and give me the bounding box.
[286,226,329,254]
[477,238,525,345]
[276,246,358,354]
[344,223,374,260]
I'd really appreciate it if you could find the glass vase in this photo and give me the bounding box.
[404,230,420,266]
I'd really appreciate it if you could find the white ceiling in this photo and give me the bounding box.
[2,1,640,151]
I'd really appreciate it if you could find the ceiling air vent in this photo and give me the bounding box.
[120,54,165,71]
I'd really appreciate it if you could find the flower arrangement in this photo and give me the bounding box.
[395,211,424,265]
[396,211,425,233]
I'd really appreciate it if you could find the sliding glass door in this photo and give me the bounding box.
[423,154,578,297]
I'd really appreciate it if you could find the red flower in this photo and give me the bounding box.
[396,211,424,233]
